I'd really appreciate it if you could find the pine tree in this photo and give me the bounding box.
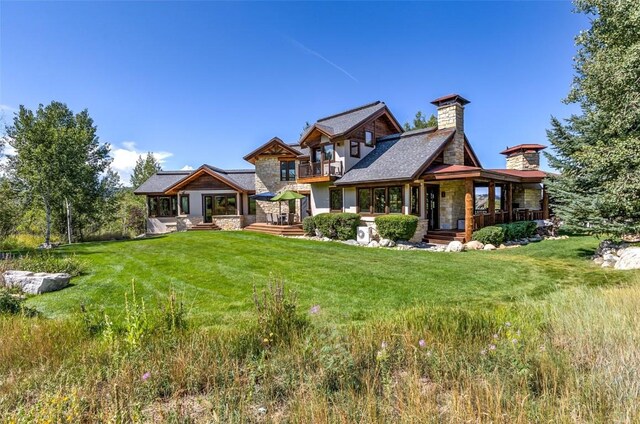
[545,0,640,237]
[130,152,162,189]
[403,111,437,131]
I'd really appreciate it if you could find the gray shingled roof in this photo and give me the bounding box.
[134,171,192,194]
[299,101,388,141]
[335,128,455,185]
[222,169,256,191]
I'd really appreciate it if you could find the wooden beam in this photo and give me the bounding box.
[488,180,495,226]
[507,183,513,223]
[465,178,474,243]
[542,186,550,220]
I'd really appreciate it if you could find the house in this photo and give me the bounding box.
[134,94,549,242]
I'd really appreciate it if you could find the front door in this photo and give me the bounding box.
[426,185,439,230]
[203,195,213,223]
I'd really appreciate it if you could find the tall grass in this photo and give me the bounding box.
[1,278,639,422]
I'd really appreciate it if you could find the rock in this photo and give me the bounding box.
[593,257,604,265]
[367,240,380,248]
[321,237,331,242]
[519,239,529,245]
[435,245,447,252]
[484,244,496,251]
[3,270,71,294]
[499,244,506,249]
[464,240,484,251]
[388,240,396,247]
[396,243,413,250]
[257,406,268,415]
[445,241,463,252]
[529,234,542,242]
[379,238,392,247]
[602,253,619,262]
[343,239,358,246]
[601,260,615,268]
[615,247,640,270]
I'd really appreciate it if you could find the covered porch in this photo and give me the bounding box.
[422,165,549,243]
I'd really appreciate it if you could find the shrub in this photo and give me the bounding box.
[472,226,505,246]
[312,213,361,240]
[313,213,338,238]
[9,253,86,277]
[0,289,39,317]
[375,215,419,241]
[253,278,308,346]
[498,221,538,241]
[334,213,360,240]
[302,216,316,236]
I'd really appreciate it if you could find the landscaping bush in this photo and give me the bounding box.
[334,213,360,240]
[0,289,39,317]
[8,253,86,277]
[375,215,419,241]
[302,216,316,236]
[498,221,538,241]
[312,213,361,240]
[472,226,505,246]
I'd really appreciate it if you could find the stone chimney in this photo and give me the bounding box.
[431,94,470,165]
[500,144,546,171]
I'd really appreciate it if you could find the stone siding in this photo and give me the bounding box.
[437,103,465,165]
[254,157,311,222]
[506,152,540,170]
[513,186,542,210]
[409,219,429,243]
[439,180,465,230]
[212,216,244,230]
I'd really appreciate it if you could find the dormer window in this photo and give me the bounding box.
[365,131,374,147]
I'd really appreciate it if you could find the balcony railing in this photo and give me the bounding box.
[298,161,343,179]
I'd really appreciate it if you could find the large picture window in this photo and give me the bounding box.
[280,161,296,181]
[213,194,237,215]
[388,186,403,213]
[358,188,371,213]
[373,188,386,214]
[180,195,190,215]
[147,195,178,217]
[410,186,420,216]
[329,188,343,211]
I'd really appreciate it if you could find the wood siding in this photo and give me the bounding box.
[182,174,236,191]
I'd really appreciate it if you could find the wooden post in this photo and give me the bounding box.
[464,179,474,243]
[488,181,495,226]
[419,183,426,219]
[507,184,513,223]
[542,186,549,220]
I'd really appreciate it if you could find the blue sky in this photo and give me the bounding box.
[1,1,586,183]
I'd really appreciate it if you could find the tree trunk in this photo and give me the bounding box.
[43,196,51,247]
[65,197,72,244]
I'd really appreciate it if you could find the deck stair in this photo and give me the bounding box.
[188,222,221,231]
[423,230,466,244]
[244,223,305,237]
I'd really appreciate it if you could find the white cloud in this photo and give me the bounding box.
[0,138,16,174]
[0,104,17,113]
[180,165,194,171]
[110,141,173,184]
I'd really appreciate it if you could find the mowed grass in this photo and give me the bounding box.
[26,231,636,326]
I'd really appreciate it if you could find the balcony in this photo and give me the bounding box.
[297,161,343,183]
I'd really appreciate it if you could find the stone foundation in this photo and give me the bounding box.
[409,219,429,243]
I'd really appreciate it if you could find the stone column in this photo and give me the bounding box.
[488,181,495,226]
[464,179,474,242]
[507,184,513,223]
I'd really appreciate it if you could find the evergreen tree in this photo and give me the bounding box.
[545,0,640,237]
[130,152,161,188]
[403,111,437,131]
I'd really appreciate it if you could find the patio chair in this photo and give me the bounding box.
[266,214,273,225]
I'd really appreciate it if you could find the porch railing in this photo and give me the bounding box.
[298,161,343,179]
[473,209,544,231]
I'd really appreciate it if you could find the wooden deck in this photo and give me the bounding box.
[243,223,305,236]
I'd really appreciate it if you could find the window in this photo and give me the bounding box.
[323,144,334,161]
[312,148,322,163]
[329,188,343,211]
[213,194,237,215]
[358,188,371,213]
[495,185,504,211]
[410,186,420,216]
[388,186,403,213]
[365,130,374,147]
[248,197,257,215]
[373,188,386,214]
[280,161,296,181]
[180,195,190,215]
[147,195,179,217]
[148,197,158,217]
[350,140,360,158]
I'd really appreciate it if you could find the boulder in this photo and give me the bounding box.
[464,240,484,251]
[379,238,392,247]
[343,239,358,246]
[593,257,604,265]
[529,234,542,242]
[484,244,496,251]
[3,270,71,294]
[602,253,619,262]
[367,240,380,248]
[601,260,616,268]
[445,241,463,252]
[614,247,640,270]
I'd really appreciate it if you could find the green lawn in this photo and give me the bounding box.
[25,231,638,326]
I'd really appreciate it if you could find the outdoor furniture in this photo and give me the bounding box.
[266,213,273,225]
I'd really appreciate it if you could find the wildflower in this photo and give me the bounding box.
[516,330,521,336]
[418,339,426,348]
[505,322,512,328]
[493,333,499,340]
[381,341,387,349]
[539,345,546,352]
[511,339,518,344]
[263,338,269,344]
[489,344,496,351]
[141,372,151,381]
[480,349,487,356]
[309,305,321,315]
